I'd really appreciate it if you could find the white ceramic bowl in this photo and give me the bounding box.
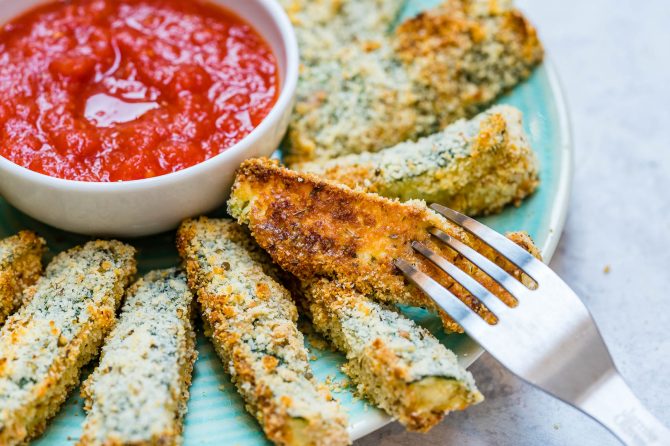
[0,0,298,237]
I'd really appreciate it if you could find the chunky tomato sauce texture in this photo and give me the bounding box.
[0,0,278,181]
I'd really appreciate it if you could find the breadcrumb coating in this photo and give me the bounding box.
[295,105,539,216]
[228,158,540,333]
[78,269,196,446]
[283,0,543,165]
[0,240,136,446]
[0,231,45,327]
[279,0,402,60]
[177,217,350,446]
[299,278,482,431]
[395,0,544,129]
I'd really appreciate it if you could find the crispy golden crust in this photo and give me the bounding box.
[0,231,46,326]
[283,0,543,165]
[228,158,540,333]
[395,0,544,128]
[177,218,350,446]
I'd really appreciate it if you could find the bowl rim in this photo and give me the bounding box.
[0,0,299,192]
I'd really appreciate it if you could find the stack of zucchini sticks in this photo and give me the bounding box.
[178,216,483,435]
[282,0,543,217]
[222,158,542,435]
[0,226,352,446]
[0,161,539,445]
[282,0,543,160]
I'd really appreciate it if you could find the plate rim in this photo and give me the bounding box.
[349,58,574,440]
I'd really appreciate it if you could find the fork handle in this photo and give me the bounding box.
[576,369,670,445]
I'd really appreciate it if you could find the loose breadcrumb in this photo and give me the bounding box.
[295,105,538,216]
[0,231,46,326]
[78,268,196,446]
[0,240,136,446]
[228,158,540,333]
[177,218,350,446]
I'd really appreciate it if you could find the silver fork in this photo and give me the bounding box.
[394,204,670,446]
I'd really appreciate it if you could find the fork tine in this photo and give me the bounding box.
[411,241,511,318]
[429,227,532,299]
[394,259,491,337]
[430,203,546,278]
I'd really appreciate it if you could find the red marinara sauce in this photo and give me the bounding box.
[0,0,279,181]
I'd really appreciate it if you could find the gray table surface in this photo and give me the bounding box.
[357,0,670,444]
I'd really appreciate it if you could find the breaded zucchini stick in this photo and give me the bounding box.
[0,240,136,445]
[301,278,482,431]
[177,218,349,446]
[228,158,540,333]
[287,44,423,165]
[295,106,538,216]
[280,0,403,63]
[78,269,196,446]
[0,231,45,326]
[394,0,544,131]
[280,0,402,35]
[284,0,543,165]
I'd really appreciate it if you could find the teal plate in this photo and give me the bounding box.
[0,1,572,444]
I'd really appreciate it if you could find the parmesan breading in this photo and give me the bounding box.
[78,269,196,446]
[0,231,45,327]
[177,218,349,446]
[300,278,483,431]
[295,106,539,216]
[288,43,423,165]
[394,0,544,131]
[280,0,403,63]
[283,0,543,165]
[228,158,540,334]
[0,240,136,445]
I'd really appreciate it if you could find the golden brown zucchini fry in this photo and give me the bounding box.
[295,105,538,216]
[177,217,350,446]
[228,158,540,333]
[0,231,45,326]
[394,0,544,130]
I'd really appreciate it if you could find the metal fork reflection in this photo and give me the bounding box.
[394,204,670,446]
